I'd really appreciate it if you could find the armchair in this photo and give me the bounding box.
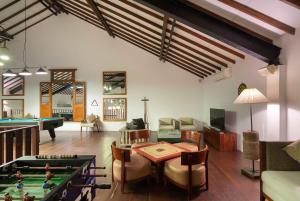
[179,117,197,131]
[80,114,101,133]
[159,118,176,131]
[260,141,300,201]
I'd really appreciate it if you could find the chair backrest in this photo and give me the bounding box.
[129,129,151,144]
[111,141,131,162]
[181,130,201,149]
[86,114,96,123]
[159,118,174,125]
[181,145,209,166]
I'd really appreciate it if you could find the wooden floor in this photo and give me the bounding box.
[39,131,260,201]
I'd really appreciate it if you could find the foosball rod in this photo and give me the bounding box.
[0,184,42,187]
[0,174,107,178]
[71,183,111,189]
[2,197,43,200]
[15,166,79,170]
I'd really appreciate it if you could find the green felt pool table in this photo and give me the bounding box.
[0,118,64,140]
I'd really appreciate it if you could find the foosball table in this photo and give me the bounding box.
[0,155,110,201]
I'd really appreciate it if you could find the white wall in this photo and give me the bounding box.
[278,27,300,141]
[4,15,203,131]
[200,56,268,150]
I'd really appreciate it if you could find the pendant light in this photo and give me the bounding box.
[19,0,32,77]
[19,67,32,76]
[35,67,48,75]
[3,69,16,77]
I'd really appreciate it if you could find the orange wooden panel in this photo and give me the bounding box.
[73,104,84,121]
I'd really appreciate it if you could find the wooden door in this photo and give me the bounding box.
[73,82,85,121]
[40,82,52,118]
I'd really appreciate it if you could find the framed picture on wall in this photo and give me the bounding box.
[103,98,127,121]
[103,71,127,95]
[2,76,25,96]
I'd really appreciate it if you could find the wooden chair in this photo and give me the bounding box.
[128,129,153,148]
[111,141,151,193]
[174,130,201,151]
[164,145,209,200]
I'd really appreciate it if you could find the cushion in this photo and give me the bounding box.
[86,114,96,123]
[81,123,94,127]
[126,122,138,130]
[283,140,300,164]
[180,125,196,130]
[159,118,173,125]
[113,153,151,181]
[132,118,145,129]
[262,171,300,201]
[174,142,198,152]
[164,157,206,187]
[181,118,193,125]
[159,125,175,130]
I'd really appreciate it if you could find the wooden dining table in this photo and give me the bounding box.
[132,142,194,183]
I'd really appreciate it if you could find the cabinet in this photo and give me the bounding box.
[203,127,237,151]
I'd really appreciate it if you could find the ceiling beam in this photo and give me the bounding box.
[280,0,300,9]
[86,0,114,37]
[0,0,40,25]
[134,0,281,64]
[120,0,245,59]
[4,8,48,32]
[218,0,295,35]
[39,0,58,15]
[159,16,168,60]
[163,19,176,62]
[0,0,20,12]
[13,14,54,36]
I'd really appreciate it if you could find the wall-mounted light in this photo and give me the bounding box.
[0,61,4,67]
[2,69,16,77]
[258,64,278,76]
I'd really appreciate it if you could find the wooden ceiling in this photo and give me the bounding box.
[0,0,297,78]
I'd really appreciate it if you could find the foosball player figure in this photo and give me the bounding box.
[16,170,23,180]
[45,171,54,180]
[45,163,50,171]
[23,193,35,201]
[16,180,24,192]
[42,180,50,194]
[4,193,12,201]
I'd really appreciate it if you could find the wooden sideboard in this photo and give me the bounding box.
[203,127,237,152]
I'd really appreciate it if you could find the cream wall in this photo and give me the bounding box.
[200,56,268,150]
[4,15,203,131]
[278,28,300,141]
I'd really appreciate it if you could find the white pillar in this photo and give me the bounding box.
[266,65,287,141]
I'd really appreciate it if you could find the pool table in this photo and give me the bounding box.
[0,118,64,140]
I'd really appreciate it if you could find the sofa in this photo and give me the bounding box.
[260,141,300,201]
[159,118,176,131]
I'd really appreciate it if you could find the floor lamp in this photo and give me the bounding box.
[234,88,268,179]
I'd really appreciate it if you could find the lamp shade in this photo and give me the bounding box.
[234,88,268,104]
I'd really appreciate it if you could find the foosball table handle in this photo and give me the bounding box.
[93,184,111,189]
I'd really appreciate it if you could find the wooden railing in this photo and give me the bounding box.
[0,126,39,164]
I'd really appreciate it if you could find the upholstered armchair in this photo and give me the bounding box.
[164,145,209,200]
[111,141,151,193]
[179,117,197,131]
[159,118,176,131]
[80,114,101,133]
